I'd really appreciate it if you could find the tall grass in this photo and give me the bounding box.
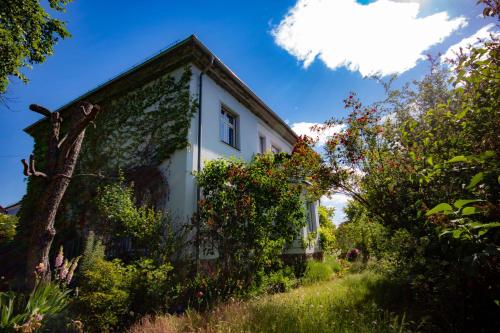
[128,271,411,333]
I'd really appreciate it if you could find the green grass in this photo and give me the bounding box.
[301,260,333,285]
[128,271,411,333]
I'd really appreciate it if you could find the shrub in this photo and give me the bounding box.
[261,267,296,294]
[79,231,105,274]
[196,154,308,292]
[128,259,174,316]
[0,213,17,244]
[75,259,132,332]
[301,261,332,285]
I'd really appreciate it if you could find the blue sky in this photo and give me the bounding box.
[0,0,496,223]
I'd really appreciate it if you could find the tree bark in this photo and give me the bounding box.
[23,102,100,290]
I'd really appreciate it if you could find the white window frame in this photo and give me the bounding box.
[220,105,238,149]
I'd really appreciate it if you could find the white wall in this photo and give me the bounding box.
[163,64,320,254]
[183,65,293,217]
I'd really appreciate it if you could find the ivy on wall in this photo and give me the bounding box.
[13,66,197,267]
[79,66,196,173]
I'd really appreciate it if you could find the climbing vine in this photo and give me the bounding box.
[15,66,197,264]
[79,66,196,172]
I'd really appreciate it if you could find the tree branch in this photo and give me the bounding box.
[21,154,48,179]
[59,102,101,158]
[29,104,52,118]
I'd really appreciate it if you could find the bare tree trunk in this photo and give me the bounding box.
[23,102,100,290]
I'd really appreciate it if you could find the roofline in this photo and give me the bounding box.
[189,37,298,143]
[24,35,194,133]
[24,35,298,144]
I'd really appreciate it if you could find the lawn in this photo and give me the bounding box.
[128,271,411,333]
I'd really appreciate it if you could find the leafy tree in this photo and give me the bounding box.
[196,140,326,293]
[315,18,499,330]
[0,0,72,98]
[317,205,336,254]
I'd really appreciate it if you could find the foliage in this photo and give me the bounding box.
[75,258,132,333]
[79,231,105,274]
[0,0,71,96]
[15,67,195,281]
[76,231,176,332]
[96,179,163,245]
[0,214,17,244]
[322,255,342,273]
[196,152,311,293]
[0,281,70,332]
[78,66,196,172]
[260,267,297,294]
[127,259,174,316]
[317,205,336,254]
[301,260,332,285]
[315,16,500,330]
[336,201,388,261]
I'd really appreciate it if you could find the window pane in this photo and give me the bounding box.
[220,118,225,141]
[228,127,234,146]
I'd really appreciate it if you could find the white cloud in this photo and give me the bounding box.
[321,194,351,225]
[441,24,498,62]
[272,0,467,76]
[291,122,342,145]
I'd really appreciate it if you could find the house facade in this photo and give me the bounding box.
[25,35,321,257]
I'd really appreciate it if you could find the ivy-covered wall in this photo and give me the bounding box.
[17,66,197,260]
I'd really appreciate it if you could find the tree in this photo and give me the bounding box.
[22,102,101,289]
[0,0,71,98]
[318,205,336,254]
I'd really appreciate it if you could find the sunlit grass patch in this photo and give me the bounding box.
[129,271,410,333]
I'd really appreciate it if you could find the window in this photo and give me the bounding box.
[271,144,281,154]
[306,202,316,232]
[259,135,266,154]
[220,106,238,148]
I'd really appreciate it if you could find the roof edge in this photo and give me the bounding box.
[24,35,298,145]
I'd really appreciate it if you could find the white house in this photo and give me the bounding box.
[25,35,321,258]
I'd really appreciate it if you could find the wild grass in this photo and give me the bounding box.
[128,271,412,333]
[301,260,333,285]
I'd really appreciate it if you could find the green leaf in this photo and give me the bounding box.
[453,199,482,209]
[447,155,468,163]
[426,156,433,166]
[426,203,453,216]
[480,150,496,160]
[467,172,484,190]
[456,109,468,120]
[461,206,478,216]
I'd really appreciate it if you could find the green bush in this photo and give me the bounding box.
[261,267,297,294]
[0,213,17,244]
[79,231,105,274]
[128,259,174,316]
[301,261,332,285]
[75,259,132,332]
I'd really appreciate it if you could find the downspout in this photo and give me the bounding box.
[195,56,214,271]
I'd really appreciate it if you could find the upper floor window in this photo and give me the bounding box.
[259,135,266,154]
[271,144,281,154]
[220,106,238,148]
